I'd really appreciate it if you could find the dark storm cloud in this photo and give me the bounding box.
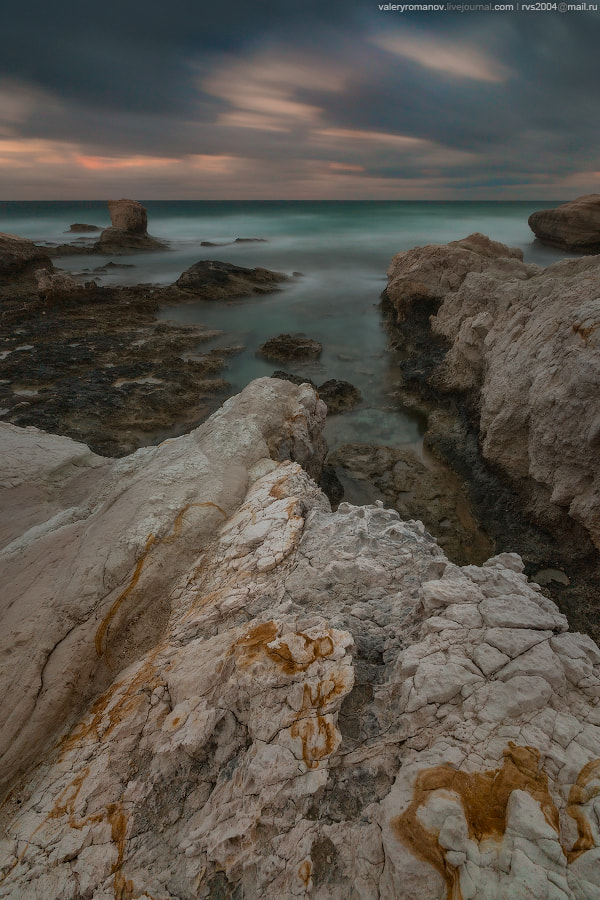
[1,0,599,196]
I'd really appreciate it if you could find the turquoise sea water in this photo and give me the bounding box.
[0,201,573,449]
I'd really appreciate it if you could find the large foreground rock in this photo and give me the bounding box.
[386,234,600,554]
[0,232,51,277]
[529,194,600,252]
[1,379,600,898]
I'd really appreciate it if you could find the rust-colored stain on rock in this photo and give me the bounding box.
[392,743,560,900]
[95,500,228,660]
[298,859,312,888]
[567,757,600,861]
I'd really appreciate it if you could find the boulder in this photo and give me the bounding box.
[175,260,286,299]
[107,198,148,233]
[385,232,527,323]
[0,231,52,277]
[528,194,600,252]
[317,379,362,414]
[35,267,97,303]
[258,333,323,362]
[1,381,600,898]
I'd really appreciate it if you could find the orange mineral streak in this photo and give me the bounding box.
[95,501,228,658]
[392,743,561,900]
[566,758,600,862]
[267,633,334,675]
[572,321,597,344]
[298,859,312,888]
[290,678,345,769]
[58,655,162,757]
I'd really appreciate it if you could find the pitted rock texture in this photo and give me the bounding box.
[1,380,600,899]
[386,235,600,554]
[529,195,600,252]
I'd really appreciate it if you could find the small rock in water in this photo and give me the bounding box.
[258,333,322,361]
[66,223,101,233]
[317,378,362,414]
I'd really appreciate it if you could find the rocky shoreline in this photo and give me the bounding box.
[1,200,600,898]
[380,231,600,639]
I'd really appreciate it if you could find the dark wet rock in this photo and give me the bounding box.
[258,333,322,362]
[0,232,52,278]
[271,371,317,388]
[528,194,600,252]
[67,224,101,233]
[0,269,241,457]
[95,228,168,253]
[234,237,267,243]
[175,260,286,300]
[329,442,493,566]
[317,379,362,414]
[319,463,344,508]
[200,241,225,247]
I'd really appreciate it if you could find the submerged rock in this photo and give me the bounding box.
[175,259,287,299]
[1,379,599,899]
[67,223,101,233]
[528,194,600,252]
[329,442,492,565]
[258,333,323,361]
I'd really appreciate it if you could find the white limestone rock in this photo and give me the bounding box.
[0,379,599,899]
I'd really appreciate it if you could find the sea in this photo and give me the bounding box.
[0,200,574,452]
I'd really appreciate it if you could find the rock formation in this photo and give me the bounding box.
[67,224,101,233]
[96,199,168,253]
[385,234,600,558]
[0,232,51,277]
[35,267,97,303]
[258,333,323,362]
[174,259,287,299]
[529,194,600,252]
[0,378,599,899]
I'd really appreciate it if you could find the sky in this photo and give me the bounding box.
[0,1,599,199]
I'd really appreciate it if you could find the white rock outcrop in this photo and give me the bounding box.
[387,235,600,551]
[1,378,599,899]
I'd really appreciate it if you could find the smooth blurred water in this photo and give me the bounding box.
[0,201,575,449]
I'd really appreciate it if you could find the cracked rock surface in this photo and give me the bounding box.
[1,378,600,899]
[386,234,600,556]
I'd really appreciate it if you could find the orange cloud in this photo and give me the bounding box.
[77,154,178,170]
